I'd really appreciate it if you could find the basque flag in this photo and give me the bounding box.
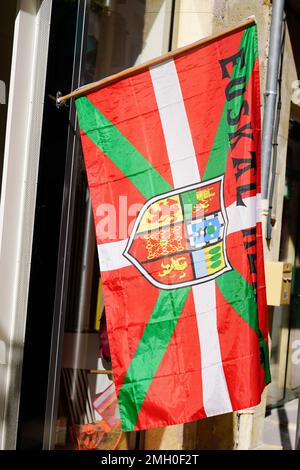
[75,20,270,432]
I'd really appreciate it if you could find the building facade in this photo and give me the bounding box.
[0,0,299,450]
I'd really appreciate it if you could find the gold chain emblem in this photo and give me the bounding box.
[144,225,185,260]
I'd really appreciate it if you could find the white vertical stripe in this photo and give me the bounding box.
[96,198,260,272]
[150,59,232,416]
[192,283,233,416]
[227,194,260,235]
[150,60,200,186]
[98,239,130,271]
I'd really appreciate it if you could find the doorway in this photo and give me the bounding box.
[268,116,300,408]
[18,0,174,450]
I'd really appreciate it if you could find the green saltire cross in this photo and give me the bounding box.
[76,23,270,432]
[74,97,172,199]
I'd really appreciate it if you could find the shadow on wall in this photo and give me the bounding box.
[184,413,236,450]
[141,412,235,450]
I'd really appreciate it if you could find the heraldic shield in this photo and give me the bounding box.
[123,175,232,290]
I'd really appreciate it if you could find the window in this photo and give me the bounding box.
[0,1,17,198]
[23,0,175,450]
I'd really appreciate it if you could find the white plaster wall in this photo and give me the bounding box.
[0,0,52,449]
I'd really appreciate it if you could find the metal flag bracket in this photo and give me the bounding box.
[56,90,66,109]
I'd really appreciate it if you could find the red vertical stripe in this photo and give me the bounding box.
[215,284,265,410]
[135,289,205,429]
[256,221,268,343]
[226,231,253,286]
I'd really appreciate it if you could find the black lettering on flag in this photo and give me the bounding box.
[229,122,253,150]
[219,49,245,79]
[232,151,256,180]
[236,182,257,206]
[247,253,257,274]
[225,76,246,101]
[242,227,257,293]
[227,100,249,125]
[242,227,257,249]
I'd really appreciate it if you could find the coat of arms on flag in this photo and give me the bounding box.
[124,176,231,289]
[74,19,270,433]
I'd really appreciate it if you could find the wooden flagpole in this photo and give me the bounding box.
[57,18,255,105]
[89,369,113,375]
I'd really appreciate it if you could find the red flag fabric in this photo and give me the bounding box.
[75,21,270,432]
